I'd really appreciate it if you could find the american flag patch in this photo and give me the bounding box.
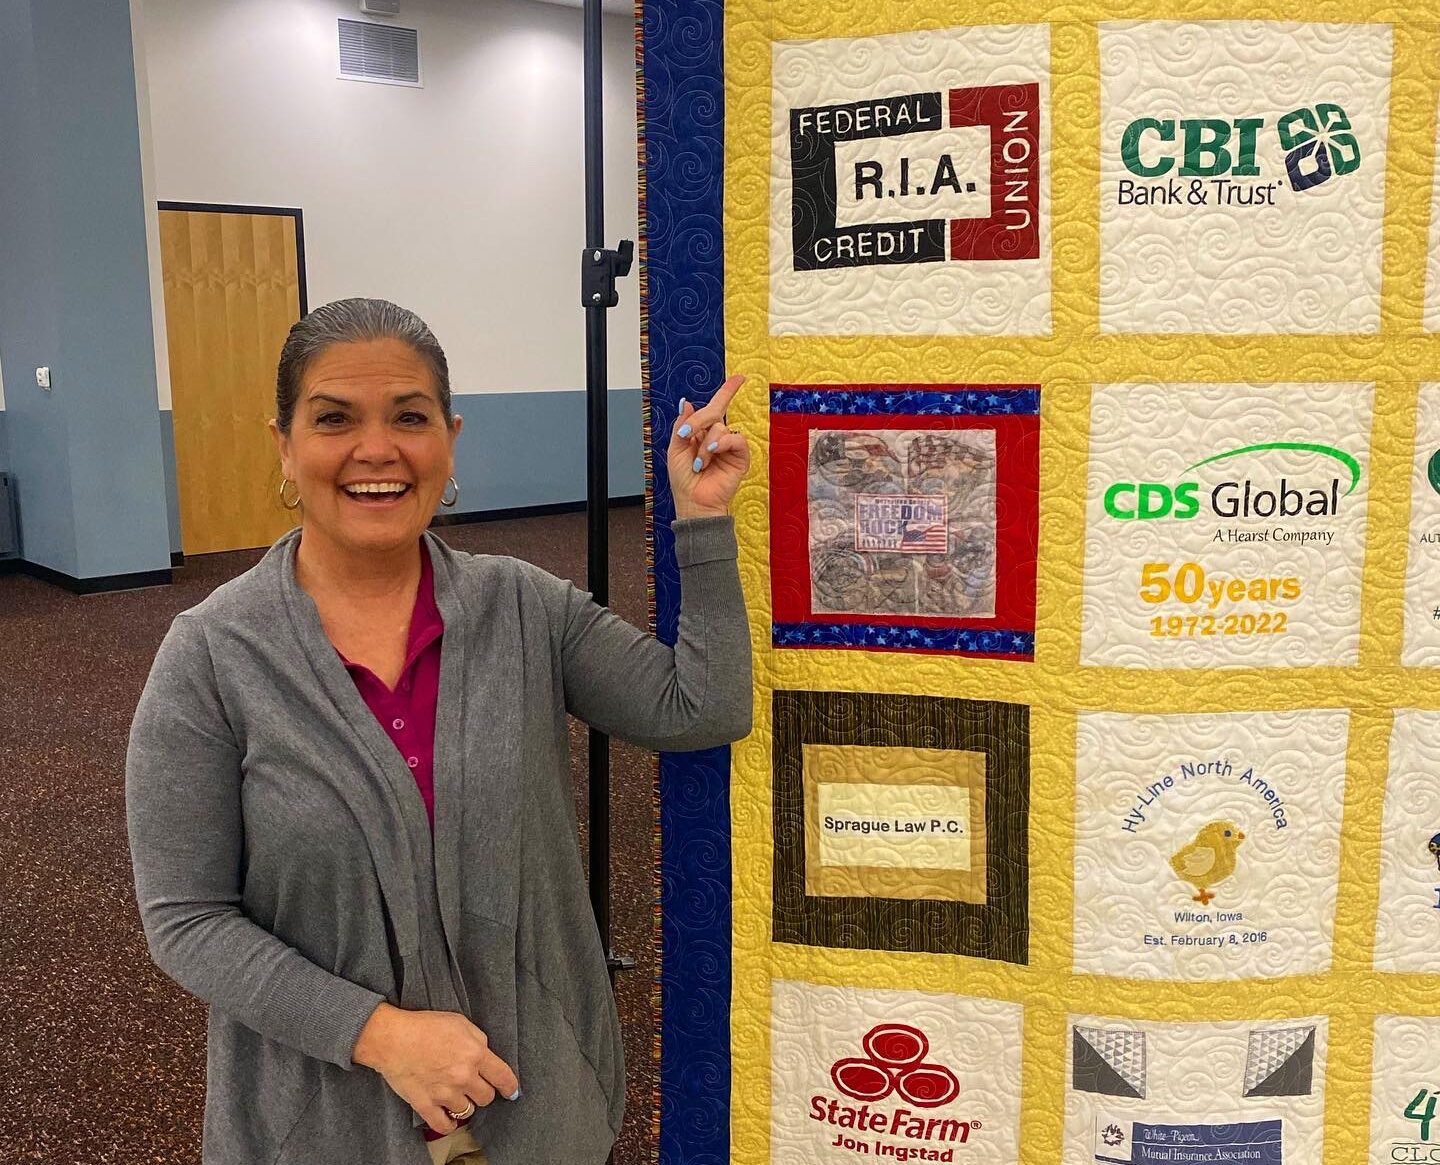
[855,494,948,554]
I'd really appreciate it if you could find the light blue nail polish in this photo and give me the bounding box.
[508,1088,522,1102]
[707,441,719,452]
[692,457,703,472]
[678,422,692,438]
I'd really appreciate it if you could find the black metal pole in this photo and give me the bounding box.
[582,0,612,970]
[579,12,635,1162]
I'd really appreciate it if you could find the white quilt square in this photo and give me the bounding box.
[771,24,1050,336]
[1099,21,1391,334]
[1080,382,1374,669]
[1065,1015,1327,1164]
[771,980,1022,1164]
[1402,385,1440,665]
[1370,1015,1440,1164]
[1074,710,1348,981]
[1375,710,1440,973]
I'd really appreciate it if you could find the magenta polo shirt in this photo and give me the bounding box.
[334,544,458,1142]
[337,545,445,829]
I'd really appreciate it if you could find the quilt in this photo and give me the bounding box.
[639,3,1440,1162]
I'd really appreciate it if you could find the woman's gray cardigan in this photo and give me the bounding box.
[124,517,751,1165]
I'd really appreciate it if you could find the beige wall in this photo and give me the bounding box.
[138,0,642,403]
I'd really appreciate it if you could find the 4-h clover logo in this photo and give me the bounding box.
[1277,104,1361,192]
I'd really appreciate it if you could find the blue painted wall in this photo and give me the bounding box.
[0,0,170,580]
[447,389,646,513]
[158,389,645,556]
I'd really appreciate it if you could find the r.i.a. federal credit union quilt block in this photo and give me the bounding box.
[638,2,1440,1163]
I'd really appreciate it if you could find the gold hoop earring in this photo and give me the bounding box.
[441,476,459,508]
[279,478,301,510]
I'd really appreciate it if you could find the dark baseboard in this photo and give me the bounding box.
[429,495,645,528]
[0,503,643,589]
[0,558,173,595]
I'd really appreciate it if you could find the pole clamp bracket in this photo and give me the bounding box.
[581,240,634,309]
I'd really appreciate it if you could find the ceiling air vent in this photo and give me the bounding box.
[338,18,420,86]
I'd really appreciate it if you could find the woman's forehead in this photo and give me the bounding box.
[302,338,437,399]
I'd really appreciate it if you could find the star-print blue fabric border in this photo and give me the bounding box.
[774,623,1037,656]
[641,2,731,1163]
[771,387,1041,416]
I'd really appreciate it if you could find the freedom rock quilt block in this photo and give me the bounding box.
[770,385,1040,660]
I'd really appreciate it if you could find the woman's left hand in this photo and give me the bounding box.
[669,374,751,520]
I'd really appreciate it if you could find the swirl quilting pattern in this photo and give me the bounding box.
[640,2,1440,1163]
[641,2,733,1164]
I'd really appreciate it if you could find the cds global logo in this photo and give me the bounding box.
[1102,442,1361,522]
[810,1023,980,1159]
[1117,104,1360,207]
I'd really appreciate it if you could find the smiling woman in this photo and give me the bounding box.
[124,297,755,1165]
[271,303,462,557]
[267,302,468,691]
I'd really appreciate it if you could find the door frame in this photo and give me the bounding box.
[157,201,309,314]
[157,201,310,560]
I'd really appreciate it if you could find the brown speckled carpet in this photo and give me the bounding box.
[0,505,658,1165]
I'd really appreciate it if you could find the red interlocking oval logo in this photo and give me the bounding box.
[830,1024,960,1109]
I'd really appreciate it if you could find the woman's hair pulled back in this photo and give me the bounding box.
[274,298,451,433]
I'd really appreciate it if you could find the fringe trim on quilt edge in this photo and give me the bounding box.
[634,4,663,1164]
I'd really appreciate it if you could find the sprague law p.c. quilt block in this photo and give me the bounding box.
[639,2,1440,1164]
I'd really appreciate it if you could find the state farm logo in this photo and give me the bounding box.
[811,1023,979,1159]
[1116,104,1361,208]
[832,1023,961,1106]
[790,85,1039,270]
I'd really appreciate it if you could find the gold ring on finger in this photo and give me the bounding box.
[444,1100,476,1122]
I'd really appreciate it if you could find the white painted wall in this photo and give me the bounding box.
[138,0,642,398]
[130,0,173,411]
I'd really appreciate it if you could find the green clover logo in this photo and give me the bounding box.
[1277,104,1361,191]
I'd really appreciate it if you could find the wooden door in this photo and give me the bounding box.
[159,206,304,555]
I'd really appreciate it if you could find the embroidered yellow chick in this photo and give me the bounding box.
[1169,821,1246,906]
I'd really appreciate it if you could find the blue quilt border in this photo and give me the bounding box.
[641,2,731,1162]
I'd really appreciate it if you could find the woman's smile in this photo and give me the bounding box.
[340,480,415,506]
[271,336,462,562]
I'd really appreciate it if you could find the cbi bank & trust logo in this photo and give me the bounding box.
[1116,104,1362,207]
[809,1023,982,1158]
[1101,440,1362,527]
[790,84,1040,270]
